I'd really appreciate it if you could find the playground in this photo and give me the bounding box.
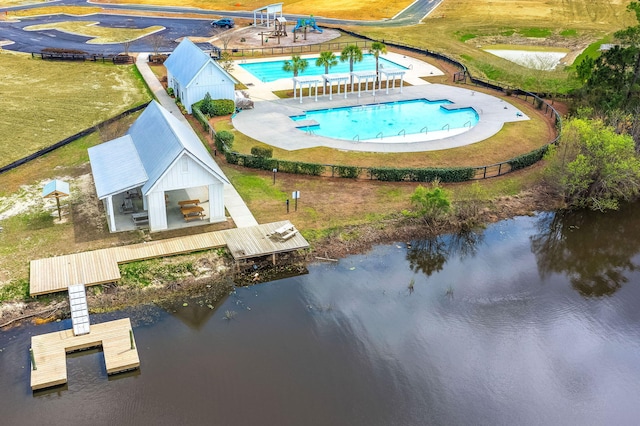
[210,16,340,50]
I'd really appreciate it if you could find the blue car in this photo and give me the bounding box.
[211,18,235,29]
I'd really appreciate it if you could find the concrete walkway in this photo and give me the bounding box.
[136,53,258,228]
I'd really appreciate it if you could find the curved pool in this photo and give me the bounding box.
[290,99,479,142]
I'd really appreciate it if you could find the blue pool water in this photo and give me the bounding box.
[290,99,479,141]
[239,54,406,82]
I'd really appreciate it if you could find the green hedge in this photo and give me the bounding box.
[225,152,324,176]
[251,146,273,158]
[335,165,361,179]
[370,166,474,182]
[211,99,235,116]
[507,145,549,171]
[215,130,234,152]
[192,103,209,131]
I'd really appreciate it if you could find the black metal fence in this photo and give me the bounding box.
[0,103,150,175]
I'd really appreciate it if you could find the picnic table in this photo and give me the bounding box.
[178,199,200,207]
[180,205,205,221]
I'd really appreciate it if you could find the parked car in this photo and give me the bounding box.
[211,18,235,28]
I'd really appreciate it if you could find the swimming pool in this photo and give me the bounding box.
[239,54,406,82]
[290,99,479,142]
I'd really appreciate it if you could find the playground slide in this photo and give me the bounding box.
[294,18,323,33]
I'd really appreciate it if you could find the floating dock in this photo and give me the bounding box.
[30,318,139,390]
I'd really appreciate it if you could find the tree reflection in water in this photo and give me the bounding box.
[530,206,640,297]
[407,230,484,277]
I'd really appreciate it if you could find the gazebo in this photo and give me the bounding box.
[322,73,350,100]
[379,68,407,94]
[292,76,322,103]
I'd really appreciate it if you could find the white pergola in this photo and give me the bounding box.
[379,68,407,94]
[292,76,322,103]
[253,3,283,27]
[350,70,379,97]
[322,73,350,100]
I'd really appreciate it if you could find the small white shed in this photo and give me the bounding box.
[88,101,230,233]
[164,38,237,113]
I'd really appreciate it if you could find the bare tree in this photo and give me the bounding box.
[219,34,232,51]
[149,33,164,55]
[122,40,132,57]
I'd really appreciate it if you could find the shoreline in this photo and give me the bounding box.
[0,183,561,330]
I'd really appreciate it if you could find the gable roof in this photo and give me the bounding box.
[164,38,237,88]
[88,135,149,199]
[89,101,229,199]
[127,101,229,194]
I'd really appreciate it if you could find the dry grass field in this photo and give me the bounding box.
[0,51,151,168]
[95,0,413,20]
[345,0,634,91]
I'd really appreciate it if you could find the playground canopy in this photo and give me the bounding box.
[253,3,283,27]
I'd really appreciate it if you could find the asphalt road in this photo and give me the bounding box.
[0,0,444,54]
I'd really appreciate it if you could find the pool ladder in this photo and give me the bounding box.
[442,123,450,131]
[376,132,384,139]
[420,126,428,134]
[353,134,359,142]
[398,129,405,137]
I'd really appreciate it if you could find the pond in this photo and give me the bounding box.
[2,206,640,425]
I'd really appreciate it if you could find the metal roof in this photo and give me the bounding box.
[42,179,70,198]
[127,101,229,194]
[164,38,237,88]
[89,101,229,199]
[88,135,148,199]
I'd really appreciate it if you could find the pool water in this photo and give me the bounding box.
[239,54,406,82]
[290,99,479,142]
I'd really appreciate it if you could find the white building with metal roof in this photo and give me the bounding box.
[88,101,230,233]
[164,38,237,113]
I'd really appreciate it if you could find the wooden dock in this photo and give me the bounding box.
[29,221,309,296]
[30,318,139,390]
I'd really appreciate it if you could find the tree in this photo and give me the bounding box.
[149,34,164,56]
[315,51,337,93]
[409,181,451,226]
[340,44,363,85]
[615,1,640,103]
[283,55,308,77]
[219,51,234,73]
[543,117,640,211]
[369,41,387,84]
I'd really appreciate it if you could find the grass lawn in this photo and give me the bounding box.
[0,51,152,168]
[95,0,414,20]
[23,21,164,44]
[342,0,634,92]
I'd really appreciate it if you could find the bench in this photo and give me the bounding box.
[131,212,149,226]
[121,198,135,214]
[178,199,200,207]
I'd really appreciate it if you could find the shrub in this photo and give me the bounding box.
[210,99,235,116]
[215,130,234,152]
[335,165,361,178]
[167,87,174,97]
[191,102,209,131]
[508,145,548,171]
[200,92,213,115]
[251,146,273,158]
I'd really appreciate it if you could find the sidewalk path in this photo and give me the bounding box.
[136,53,258,227]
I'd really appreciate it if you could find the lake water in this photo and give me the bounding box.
[2,206,640,425]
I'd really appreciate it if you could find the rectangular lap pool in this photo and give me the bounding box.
[290,99,479,142]
[239,54,407,82]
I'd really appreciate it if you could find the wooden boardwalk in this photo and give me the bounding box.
[30,221,309,296]
[30,318,139,390]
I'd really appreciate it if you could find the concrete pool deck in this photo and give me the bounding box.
[232,82,530,153]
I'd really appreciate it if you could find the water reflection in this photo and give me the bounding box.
[531,206,640,297]
[407,230,483,277]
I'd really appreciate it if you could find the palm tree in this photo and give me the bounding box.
[283,54,309,77]
[340,44,363,85]
[316,51,338,93]
[370,41,387,85]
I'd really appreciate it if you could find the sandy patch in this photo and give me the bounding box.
[0,176,77,221]
[484,49,569,70]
